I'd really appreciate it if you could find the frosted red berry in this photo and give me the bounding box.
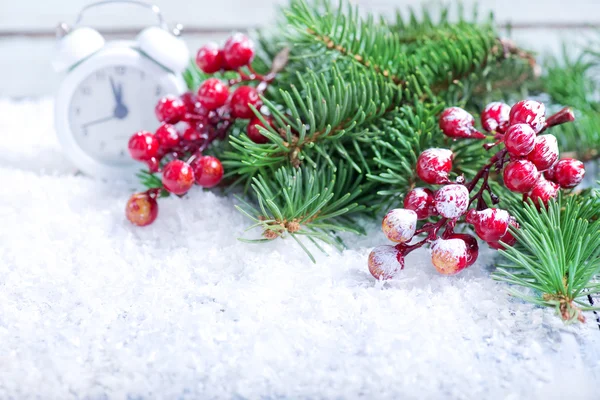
[155,124,180,149]
[416,148,453,184]
[191,155,224,188]
[155,95,186,123]
[126,192,158,227]
[528,134,559,171]
[487,217,519,250]
[403,187,436,220]
[434,184,469,218]
[382,208,417,243]
[247,116,272,144]
[162,160,195,195]
[195,42,224,74]
[504,124,536,157]
[503,160,539,193]
[197,78,230,111]
[368,245,404,280]
[439,107,485,139]
[222,33,255,69]
[509,100,546,133]
[553,158,585,189]
[481,102,510,133]
[431,238,469,275]
[180,91,204,114]
[182,121,208,142]
[128,131,159,161]
[447,233,479,267]
[230,86,262,119]
[466,208,510,242]
[528,177,559,207]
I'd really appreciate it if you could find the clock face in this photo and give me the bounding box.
[68,64,166,166]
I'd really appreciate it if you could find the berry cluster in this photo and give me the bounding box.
[368,100,586,280]
[126,33,281,226]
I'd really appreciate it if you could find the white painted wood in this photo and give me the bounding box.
[2,28,592,98]
[1,0,598,97]
[0,0,598,32]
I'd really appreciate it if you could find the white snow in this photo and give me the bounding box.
[1,98,600,399]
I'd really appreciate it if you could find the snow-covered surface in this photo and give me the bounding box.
[1,98,600,399]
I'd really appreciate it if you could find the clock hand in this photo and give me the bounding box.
[113,82,129,119]
[109,76,122,105]
[82,115,115,128]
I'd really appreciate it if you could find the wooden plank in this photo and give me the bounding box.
[0,28,591,98]
[0,0,598,33]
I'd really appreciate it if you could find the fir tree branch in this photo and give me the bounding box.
[494,193,600,323]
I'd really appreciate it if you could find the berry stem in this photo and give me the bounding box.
[539,107,575,133]
[397,217,451,255]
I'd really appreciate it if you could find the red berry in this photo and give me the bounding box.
[466,208,510,242]
[447,233,479,267]
[381,208,417,243]
[368,245,404,280]
[503,160,539,193]
[528,177,559,207]
[230,86,262,119]
[125,192,158,227]
[182,122,208,142]
[434,184,469,219]
[439,107,485,139]
[528,134,559,171]
[155,124,180,149]
[128,131,159,161]
[481,102,511,133]
[195,42,224,73]
[487,218,519,249]
[403,187,436,220]
[544,165,557,182]
[197,78,230,111]
[222,33,255,69]
[509,100,546,133]
[504,124,536,157]
[162,160,195,195]
[431,238,469,275]
[247,116,272,144]
[155,95,186,123]
[180,92,203,114]
[191,155,224,188]
[146,157,160,173]
[553,158,585,189]
[416,148,453,184]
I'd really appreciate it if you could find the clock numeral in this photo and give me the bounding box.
[81,86,91,95]
[140,71,145,80]
[95,71,106,80]
[119,150,126,158]
[82,127,88,136]
[115,66,126,75]
[155,85,163,96]
[74,107,81,116]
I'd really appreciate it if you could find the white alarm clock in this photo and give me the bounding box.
[52,0,189,179]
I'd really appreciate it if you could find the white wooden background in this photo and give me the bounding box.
[0,0,598,97]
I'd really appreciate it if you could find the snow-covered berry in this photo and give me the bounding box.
[553,158,585,189]
[431,238,469,275]
[528,177,559,207]
[481,102,510,133]
[504,123,536,157]
[162,160,195,195]
[416,148,453,185]
[466,208,510,242]
[381,208,417,243]
[509,100,546,133]
[447,233,479,267]
[368,245,404,280]
[527,134,559,171]
[503,160,539,193]
[403,187,436,220]
[439,107,485,139]
[433,184,469,218]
